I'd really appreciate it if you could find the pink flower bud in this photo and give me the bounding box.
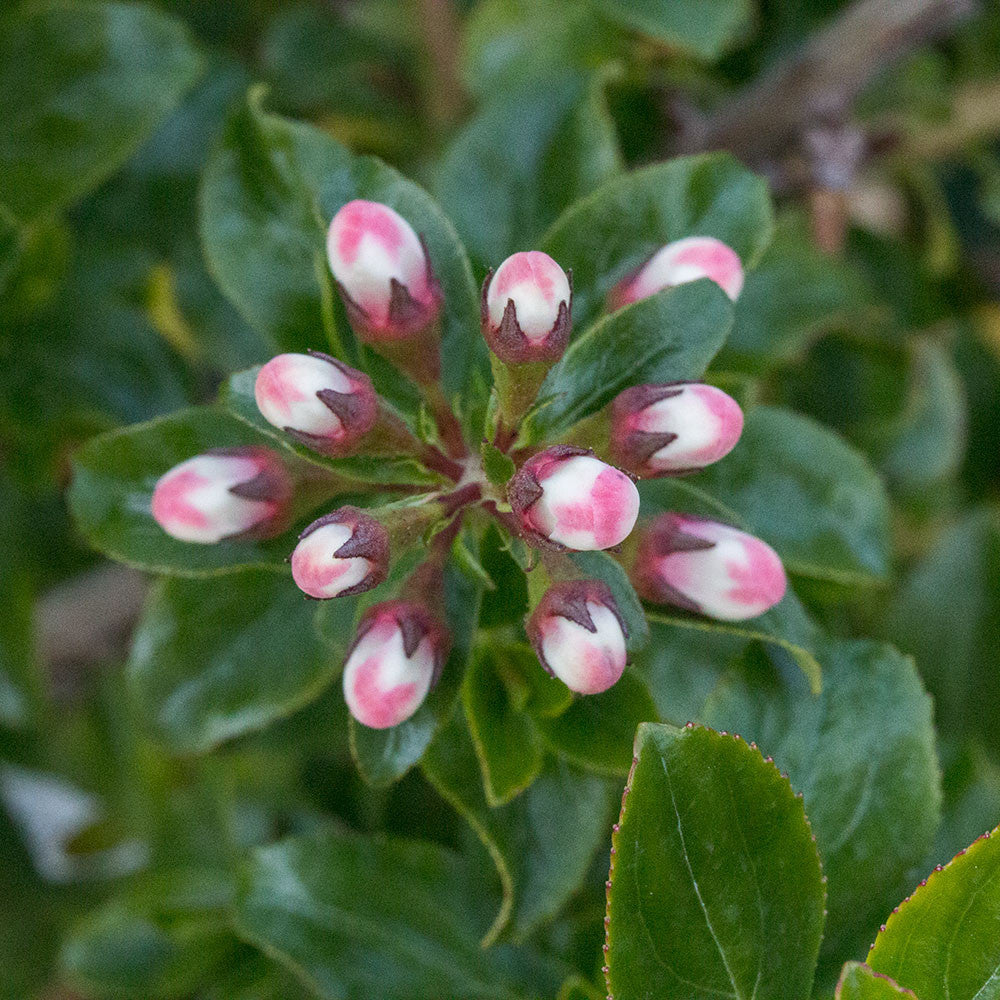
[151,448,291,544]
[508,446,640,551]
[342,601,450,729]
[327,200,441,341]
[610,383,744,477]
[254,351,378,457]
[481,251,571,363]
[291,507,389,600]
[610,236,744,307]
[526,580,627,694]
[633,514,786,621]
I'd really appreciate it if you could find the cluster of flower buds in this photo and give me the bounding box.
[632,513,786,621]
[610,382,744,477]
[152,448,292,544]
[508,446,640,551]
[341,601,449,729]
[149,189,785,729]
[609,235,744,308]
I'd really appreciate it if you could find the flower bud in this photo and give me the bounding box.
[610,236,744,307]
[151,448,291,544]
[254,351,378,457]
[327,199,441,341]
[342,601,450,729]
[610,383,744,477]
[291,507,389,600]
[481,251,571,363]
[508,446,640,551]
[632,514,786,621]
[526,580,627,694]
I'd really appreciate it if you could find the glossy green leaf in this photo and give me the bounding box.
[867,826,1000,1000]
[232,826,563,999]
[201,90,485,403]
[605,723,825,1000]
[128,570,354,755]
[523,280,733,441]
[436,70,621,266]
[704,639,941,977]
[0,1,203,221]
[67,407,329,576]
[642,406,892,586]
[836,963,915,1000]
[594,0,750,59]
[535,671,659,776]
[349,558,483,786]
[569,550,650,651]
[541,153,773,330]
[423,708,614,945]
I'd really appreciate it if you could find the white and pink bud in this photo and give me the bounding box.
[609,236,744,308]
[291,507,389,600]
[507,446,640,552]
[327,199,441,342]
[526,580,628,695]
[632,514,786,621]
[151,448,292,544]
[610,383,744,477]
[342,601,450,730]
[254,351,378,457]
[481,251,572,363]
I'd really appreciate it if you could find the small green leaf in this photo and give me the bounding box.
[570,550,650,651]
[836,963,915,1000]
[482,442,517,489]
[232,827,563,999]
[523,280,733,441]
[867,826,1000,1000]
[541,153,773,331]
[0,2,203,221]
[67,407,328,576]
[535,671,659,776]
[605,723,825,1000]
[128,570,355,755]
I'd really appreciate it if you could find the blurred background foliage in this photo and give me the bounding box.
[3,0,1000,996]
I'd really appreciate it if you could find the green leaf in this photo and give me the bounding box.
[0,207,69,321]
[349,558,483,786]
[570,550,650,651]
[482,442,517,489]
[535,671,659,776]
[0,1,202,222]
[704,639,941,979]
[436,69,621,266]
[593,0,750,59]
[641,406,892,586]
[836,963,915,1000]
[605,723,825,1000]
[222,367,442,487]
[541,153,773,331]
[232,826,563,999]
[423,708,614,945]
[128,570,354,755]
[67,406,324,576]
[201,90,485,403]
[886,507,1000,753]
[867,826,1000,1000]
[523,280,733,442]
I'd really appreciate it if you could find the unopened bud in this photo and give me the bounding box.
[254,351,378,456]
[508,446,639,551]
[342,601,450,729]
[526,580,627,694]
[610,383,744,476]
[291,507,389,599]
[327,199,441,341]
[482,251,571,363]
[632,514,786,621]
[610,236,744,308]
[151,448,291,544]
